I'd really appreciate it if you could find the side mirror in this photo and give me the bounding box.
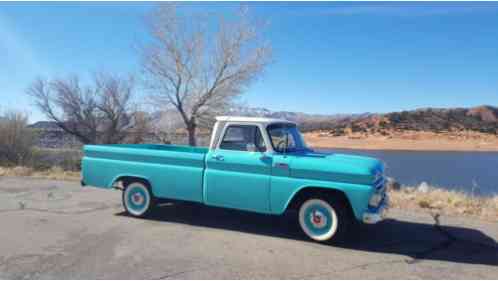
[246,143,257,152]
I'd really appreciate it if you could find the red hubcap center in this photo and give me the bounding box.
[132,193,142,204]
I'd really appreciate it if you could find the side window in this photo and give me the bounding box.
[219,125,266,152]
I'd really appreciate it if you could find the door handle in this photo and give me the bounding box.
[259,155,271,161]
[212,155,224,161]
[275,162,289,169]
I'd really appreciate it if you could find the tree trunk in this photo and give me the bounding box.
[187,123,197,146]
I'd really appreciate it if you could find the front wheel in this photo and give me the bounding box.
[298,197,351,243]
[122,181,155,217]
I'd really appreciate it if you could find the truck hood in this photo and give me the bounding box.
[288,150,384,185]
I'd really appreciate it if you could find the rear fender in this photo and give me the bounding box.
[109,174,152,192]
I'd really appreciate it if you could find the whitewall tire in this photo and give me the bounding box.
[123,182,154,217]
[298,198,339,242]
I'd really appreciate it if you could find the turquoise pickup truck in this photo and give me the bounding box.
[82,116,388,243]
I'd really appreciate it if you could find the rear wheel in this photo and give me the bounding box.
[122,181,155,217]
[298,197,351,243]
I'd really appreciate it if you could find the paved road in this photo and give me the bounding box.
[0,177,497,279]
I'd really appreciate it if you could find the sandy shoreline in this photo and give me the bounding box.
[304,132,498,152]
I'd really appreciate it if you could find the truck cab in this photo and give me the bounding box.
[205,116,302,213]
[82,116,388,243]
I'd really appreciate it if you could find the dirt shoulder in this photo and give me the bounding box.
[304,131,498,152]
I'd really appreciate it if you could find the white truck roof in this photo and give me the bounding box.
[215,116,295,125]
[210,116,297,150]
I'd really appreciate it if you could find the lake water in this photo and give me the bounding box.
[318,148,498,197]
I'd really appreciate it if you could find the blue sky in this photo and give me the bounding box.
[1,2,498,122]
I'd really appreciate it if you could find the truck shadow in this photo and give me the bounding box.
[116,202,498,267]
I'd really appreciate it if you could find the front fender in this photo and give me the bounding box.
[270,176,373,221]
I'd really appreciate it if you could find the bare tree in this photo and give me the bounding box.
[0,111,35,166]
[27,73,137,144]
[141,4,271,146]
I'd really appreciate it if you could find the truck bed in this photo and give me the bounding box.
[82,144,209,202]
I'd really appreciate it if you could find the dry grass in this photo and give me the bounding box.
[389,184,498,222]
[0,166,80,181]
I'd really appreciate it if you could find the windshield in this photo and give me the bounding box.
[266,123,308,153]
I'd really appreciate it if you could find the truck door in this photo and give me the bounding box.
[204,124,272,213]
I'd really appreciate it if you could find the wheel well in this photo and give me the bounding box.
[114,176,151,190]
[286,187,354,215]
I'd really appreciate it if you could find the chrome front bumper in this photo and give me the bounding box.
[362,194,389,224]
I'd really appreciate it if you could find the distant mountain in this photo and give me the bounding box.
[28,121,63,130]
[29,105,498,137]
[224,106,357,122]
[223,106,372,131]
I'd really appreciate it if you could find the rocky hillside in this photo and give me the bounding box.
[319,105,498,136]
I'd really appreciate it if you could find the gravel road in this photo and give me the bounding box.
[0,177,496,279]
